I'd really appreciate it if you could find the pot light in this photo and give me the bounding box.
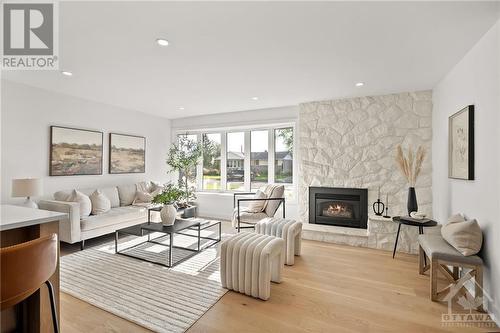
[355,82,364,87]
[61,71,73,76]
[156,38,169,46]
[251,97,259,100]
[178,107,185,110]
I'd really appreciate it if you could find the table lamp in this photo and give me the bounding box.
[11,178,43,208]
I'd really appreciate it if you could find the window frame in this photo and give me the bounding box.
[174,122,296,196]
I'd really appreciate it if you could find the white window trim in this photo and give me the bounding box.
[175,122,296,197]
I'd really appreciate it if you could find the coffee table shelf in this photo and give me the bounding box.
[115,218,221,267]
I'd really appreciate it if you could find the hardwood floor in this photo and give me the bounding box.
[60,233,497,333]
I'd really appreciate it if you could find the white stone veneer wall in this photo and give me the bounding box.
[298,91,433,223]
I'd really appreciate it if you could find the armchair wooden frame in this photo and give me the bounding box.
[233,193,286,232]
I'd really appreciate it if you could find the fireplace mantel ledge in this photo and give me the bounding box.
[302,223,368,237]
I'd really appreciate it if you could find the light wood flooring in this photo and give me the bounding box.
[60,228,498,333]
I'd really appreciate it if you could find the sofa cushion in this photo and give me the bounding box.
[418,234,483,266]
[117,184,137,206]
[80,206,147,231]
[54,186,120,208]
[89,190,111,215]
[67,190,92,218]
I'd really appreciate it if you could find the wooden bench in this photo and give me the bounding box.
[418,234,483,311]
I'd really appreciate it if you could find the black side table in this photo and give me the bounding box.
[392,216,437,259]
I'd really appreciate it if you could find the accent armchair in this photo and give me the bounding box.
[232,184,286,232]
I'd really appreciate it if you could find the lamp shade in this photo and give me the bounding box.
[11,178,43,197]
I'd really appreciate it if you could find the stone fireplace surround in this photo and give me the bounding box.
[297,91,434,254]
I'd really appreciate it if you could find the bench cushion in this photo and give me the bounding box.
[418,234,482,266]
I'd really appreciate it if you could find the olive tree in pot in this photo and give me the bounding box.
[166,136,203,211]
[152,184,184,226]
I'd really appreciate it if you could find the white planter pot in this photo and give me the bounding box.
[160,204,177,226]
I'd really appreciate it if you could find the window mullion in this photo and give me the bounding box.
[221,131,228,191]
[244,131,251,191]
[268,128,275,184]
[196,133,203,191]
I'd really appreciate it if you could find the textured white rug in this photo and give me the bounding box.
[61,232,227,333]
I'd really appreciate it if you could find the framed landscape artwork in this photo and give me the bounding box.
[109,133,146,174]
[50,126,103,176]
[448,105,474,180]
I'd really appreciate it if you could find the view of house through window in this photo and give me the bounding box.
[226,132,246,191]
[202,133,222,190]
[251,130,268,190]
[176,125,294,195]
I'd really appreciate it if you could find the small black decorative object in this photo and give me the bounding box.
[407,187,418,216]
[383,193,391,218]
[373,199,385,216]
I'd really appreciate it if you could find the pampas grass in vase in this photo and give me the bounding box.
[395,145,427,215]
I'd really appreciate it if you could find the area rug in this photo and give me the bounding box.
[60,231,228,333]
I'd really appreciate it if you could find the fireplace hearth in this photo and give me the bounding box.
[309,187,368,229]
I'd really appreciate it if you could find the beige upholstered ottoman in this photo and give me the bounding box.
[220,232,284,300]
[255,217,302,265]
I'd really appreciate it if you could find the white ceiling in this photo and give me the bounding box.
[3,1,499,119]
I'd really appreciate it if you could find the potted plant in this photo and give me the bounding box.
[166,136,203,212]
[152,184,183,226]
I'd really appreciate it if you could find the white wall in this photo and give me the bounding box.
[1,80,172,204]
[433,20,500,320]
[172,105,299,220]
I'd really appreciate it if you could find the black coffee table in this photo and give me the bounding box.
[115,218,221,267]
[392,216,437,259]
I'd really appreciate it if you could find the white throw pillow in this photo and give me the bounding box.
[441,217,483,256]
[89,190,111,215]
[67,189,92,218]
[246,190,267,213]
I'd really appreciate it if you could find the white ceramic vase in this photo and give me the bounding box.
[160,204,177,226]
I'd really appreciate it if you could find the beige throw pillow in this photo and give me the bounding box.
[68,189,92,218]
[441,217,483,256]
[89,190,111,215]
[246,190,267,213]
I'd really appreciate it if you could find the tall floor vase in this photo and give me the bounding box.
[407,187,418,216]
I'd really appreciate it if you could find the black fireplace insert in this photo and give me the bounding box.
[309,187,368,229]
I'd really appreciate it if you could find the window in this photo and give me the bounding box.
[202,133,222,190]
[274,128,293,184]
[176,124,295,196]
[251,130,268,190]
[226,132,245,191]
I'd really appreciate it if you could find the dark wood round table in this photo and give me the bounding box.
[392,216,438,259]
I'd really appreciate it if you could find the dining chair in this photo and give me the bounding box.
[0,233,59,333]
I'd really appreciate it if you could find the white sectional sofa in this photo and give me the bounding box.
[39,183,154,250]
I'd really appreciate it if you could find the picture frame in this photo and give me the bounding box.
[448,105,474,180]
[50,126,103,176]
[109,133,146,174]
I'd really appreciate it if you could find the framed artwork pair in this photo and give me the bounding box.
[49,126,145,176]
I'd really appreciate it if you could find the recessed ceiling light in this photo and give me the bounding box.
[251,97,259,100]
[178,107,185,110]
[355,82,364,87]
[156,38,169,46]
[61,71,73,76]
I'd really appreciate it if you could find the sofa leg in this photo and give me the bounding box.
[80,240,85,251]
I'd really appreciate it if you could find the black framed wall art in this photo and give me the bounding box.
[448,105,474,180]
[109,133,146,174]
[50,126,103,176]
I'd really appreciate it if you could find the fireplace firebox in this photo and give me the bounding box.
[309,187,368,229]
